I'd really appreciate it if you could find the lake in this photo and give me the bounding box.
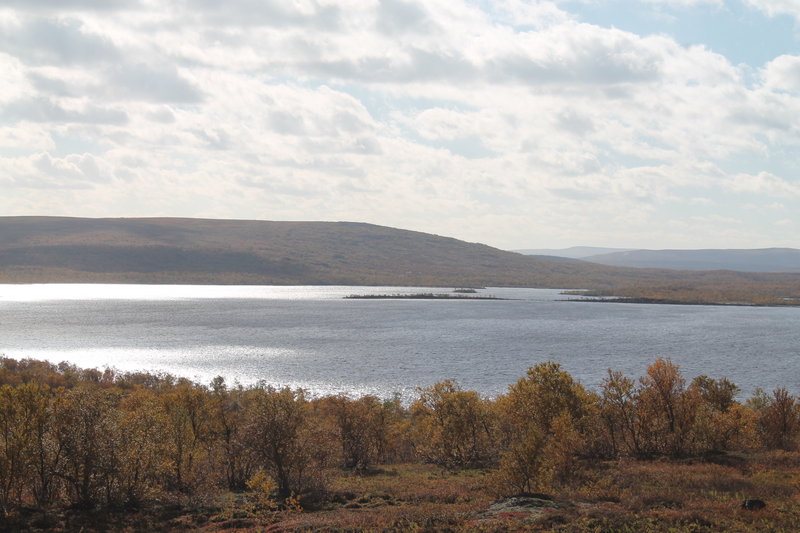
[1,284,798,402]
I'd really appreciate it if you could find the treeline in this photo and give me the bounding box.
[0,357,798,517]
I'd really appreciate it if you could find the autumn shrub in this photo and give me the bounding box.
[0,358,68,389]
[379,395,414,463]
[689,375,757,453]
[693,375,739,412]
[750,387,800,450]
[0,382,49,514]
[695,402,759,453]
[115,389,168,505]
[636,358,700,457]
[160,384,214,493]
[491,424,548,495]
[600,369,644,457]
[208,377,257,491]
[5,355,800,528]
[243,469,279,519]
[411,379,495,470]
[600,364,757,460]
[545,410,586,483]
[23,383,59,508]
[320,394,389,472]
[493,362,593,494]
[505,362,589,432]
[244,386,331,501]
[52,385,121,508]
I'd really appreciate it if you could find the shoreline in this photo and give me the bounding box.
[571,296,800,307]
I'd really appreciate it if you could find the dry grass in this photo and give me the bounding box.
[4,453,800,531]
[199,453,800,531]
[273,464,493,531]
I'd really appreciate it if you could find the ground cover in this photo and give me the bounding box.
[4,455,799,531]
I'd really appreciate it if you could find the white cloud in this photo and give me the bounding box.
[0,52,29,104]
[640,0,723,5]
[1,152,113,189]
[761,54,800,92]
[0,15,120,65]
[745,0,800,22]
[1,97,128,124]
[727,171,800,197]
[0,0,798,248]
[0,0,136,11]
[104,62,203,103]
[485,0,572,28]
[188,0,345,29]
[376,0,432,35]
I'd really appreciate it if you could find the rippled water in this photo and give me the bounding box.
[1,284,798,401]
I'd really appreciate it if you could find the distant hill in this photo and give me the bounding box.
[584,248,800,272]
[1,217,800,305]
[0,216,629,287]
[515,246,635,259]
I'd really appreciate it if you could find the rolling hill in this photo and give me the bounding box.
[582,248,800,273]
[1,217,800,305]
[0,216,623,287]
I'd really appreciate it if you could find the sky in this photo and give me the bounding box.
[1,0,799,250]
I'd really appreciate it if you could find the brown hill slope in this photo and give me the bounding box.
[0,216,613,286]
[1,217,800,304]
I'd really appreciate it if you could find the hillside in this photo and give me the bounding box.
[0,216,622,287]
[2,217,800,305]
[584,248,800,272]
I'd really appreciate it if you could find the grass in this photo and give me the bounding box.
[0,452,800,533]
[236,453,800,532]
[6,453,799,531]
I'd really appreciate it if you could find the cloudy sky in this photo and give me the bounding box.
[1,0,799,250]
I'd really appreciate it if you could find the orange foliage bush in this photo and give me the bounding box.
[0,355,797,522]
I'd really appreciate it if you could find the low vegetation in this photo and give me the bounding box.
[2,356,800,531]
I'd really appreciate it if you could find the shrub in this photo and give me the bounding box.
[411,380,494,469]
[600,369,643,457]
[0,383,50,514]
[209,377,256,491]
[52,385,121,508]
[244,386,330,499]
[160,384,213,492]
[493,362,592,494]
[636,358,699,457]
[321,395,389,472]
[753,387,800,450]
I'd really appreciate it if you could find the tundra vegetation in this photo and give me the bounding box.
[1,357,800,531]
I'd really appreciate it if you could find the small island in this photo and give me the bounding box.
[344,292,502,300]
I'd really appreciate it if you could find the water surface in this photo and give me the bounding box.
[1,284,797,401]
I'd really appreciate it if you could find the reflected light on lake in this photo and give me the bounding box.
[1,284,798,403]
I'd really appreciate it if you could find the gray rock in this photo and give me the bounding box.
[478,494,563,520]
